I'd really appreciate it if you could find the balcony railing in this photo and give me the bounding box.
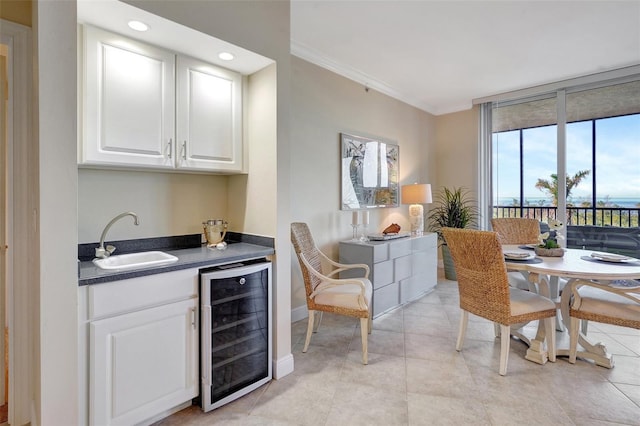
[493,205,640,258]
[493,205,640,228]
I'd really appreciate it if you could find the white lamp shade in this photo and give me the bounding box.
[401,184,432,205]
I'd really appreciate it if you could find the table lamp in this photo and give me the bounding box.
[401,183,432,235]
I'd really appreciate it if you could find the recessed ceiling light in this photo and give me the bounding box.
[128,20,149,32]
[218,52,235,61]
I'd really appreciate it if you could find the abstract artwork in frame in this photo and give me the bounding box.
[341,133,399,210]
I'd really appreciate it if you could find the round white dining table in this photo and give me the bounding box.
[503,245,640,368]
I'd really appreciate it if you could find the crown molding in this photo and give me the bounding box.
[291,39,442,115]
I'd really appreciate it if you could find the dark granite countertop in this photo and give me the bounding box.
[79,234,274,286]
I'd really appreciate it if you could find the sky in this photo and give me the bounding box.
[493,114,640,205]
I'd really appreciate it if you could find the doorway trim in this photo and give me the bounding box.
[1,18,32,426]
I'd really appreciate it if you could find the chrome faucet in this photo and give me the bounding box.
[95,212,140,259]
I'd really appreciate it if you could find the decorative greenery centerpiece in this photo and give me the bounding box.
[535,219,565,257]
[427,187,478,279]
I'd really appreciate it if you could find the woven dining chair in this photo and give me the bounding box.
[291,222,373,364]
[491,218,542,291]
[491,217,541,245]
[567,281,640,364]
[441,227,557,375]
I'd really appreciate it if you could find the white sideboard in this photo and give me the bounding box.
[339,233,438,318]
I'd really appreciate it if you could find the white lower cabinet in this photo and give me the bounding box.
[90,298,198,426]
[80,268,199,425]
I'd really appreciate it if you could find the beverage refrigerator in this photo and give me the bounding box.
[199,259,272,412]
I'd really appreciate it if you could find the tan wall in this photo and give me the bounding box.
[434,106,479,195]
[289,56,436,312]
[0,0,32,27]
[78,170,230,242]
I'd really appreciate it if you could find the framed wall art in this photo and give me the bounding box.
[341,133,399,210]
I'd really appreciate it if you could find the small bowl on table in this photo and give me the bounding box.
[534,246,564,257]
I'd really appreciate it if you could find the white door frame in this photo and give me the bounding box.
[1,19,32,426]
[1,28,8,412]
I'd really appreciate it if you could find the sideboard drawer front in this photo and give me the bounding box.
[412,233,437,251]
[400,276,423,304]
[372,243,389,263]
[374,282,399,316]
[412,252,430,276]
[389,239,412,259]
[373,260,393,289]
[394,255,412,282]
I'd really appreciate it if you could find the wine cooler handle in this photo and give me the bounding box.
[202,305,212,386]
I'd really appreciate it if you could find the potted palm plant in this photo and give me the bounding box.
[427,187,478,280]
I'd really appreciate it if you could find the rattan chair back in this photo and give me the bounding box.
[442,227,512,325]
[291,222,323,306]
[491,217,540,245]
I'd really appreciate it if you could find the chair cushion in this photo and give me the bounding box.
[314,278,372,311]
[509,287,556,316]
[573,286,640,323]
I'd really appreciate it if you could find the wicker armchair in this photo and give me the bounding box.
[567,281,640,364]
[441,227,556,375]
[291,222,373,364]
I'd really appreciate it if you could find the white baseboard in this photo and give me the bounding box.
[290,305,308,323]
[273,353,294,379]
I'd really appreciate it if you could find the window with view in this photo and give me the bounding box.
[487,78,640,256]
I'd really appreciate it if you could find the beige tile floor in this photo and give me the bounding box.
[156,274,640,426]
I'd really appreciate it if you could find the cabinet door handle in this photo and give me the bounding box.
[191,307,197,329]
[167,138,173,159]
[182,141,187,160]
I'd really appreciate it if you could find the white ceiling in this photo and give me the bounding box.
[291,0,640,115]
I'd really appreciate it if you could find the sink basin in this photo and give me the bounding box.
[93,251,179,271]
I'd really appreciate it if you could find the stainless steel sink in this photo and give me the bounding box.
[93,251,178,271]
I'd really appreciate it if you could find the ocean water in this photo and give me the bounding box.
[496,197,640,208]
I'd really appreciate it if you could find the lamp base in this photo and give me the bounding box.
[408,204,424,235]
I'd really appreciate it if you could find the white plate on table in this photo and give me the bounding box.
[504,252,535,261]
[590,252,638,263]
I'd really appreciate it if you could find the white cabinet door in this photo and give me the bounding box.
[80,25,175,169]
[90,297,198,426]
[176,55,243,172]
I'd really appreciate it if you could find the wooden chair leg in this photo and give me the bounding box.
[499,324,510,376]
[456,310,469,351]
[360,317,368,365]
[569,317,580,364]
[545,317,556,362]
[303,310,315,353]
[368,314,373,335]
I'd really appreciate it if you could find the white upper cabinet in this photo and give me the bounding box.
[79,25,244,173]
[80,25,175,169]
[176,55,243,172]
